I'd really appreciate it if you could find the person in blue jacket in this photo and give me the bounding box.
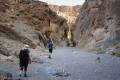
[47,39,54,59]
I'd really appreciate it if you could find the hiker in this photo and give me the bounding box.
[72,40,76,47]
[47,39,54,59]
[19,45,32,77]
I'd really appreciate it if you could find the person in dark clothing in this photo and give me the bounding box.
[19,45,31,77]
[72,40,76,47]
[47,39,54,59]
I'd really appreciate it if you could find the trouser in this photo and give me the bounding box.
[48,49,53,58]
[20,61,28,72]
[49,49,53,53]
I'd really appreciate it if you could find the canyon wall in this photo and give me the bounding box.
[75,0,120,50]
[49,5,80,29]
[0,0,68,56]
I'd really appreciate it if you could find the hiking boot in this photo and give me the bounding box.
[48,55,51,59]
[19,71,22,77]
[19,74,22,77]
[24,73,27,77]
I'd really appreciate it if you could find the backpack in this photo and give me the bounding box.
[19,49,30,61]
[48,42,53,49]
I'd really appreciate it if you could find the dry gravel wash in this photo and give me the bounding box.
[0,47,120,80]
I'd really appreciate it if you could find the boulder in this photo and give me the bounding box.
[0,70,12,79]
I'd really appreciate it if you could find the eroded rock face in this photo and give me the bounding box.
[49,5,81,41]
[49,5,80,26]
[75,0,120,49]
[0,0,68,56]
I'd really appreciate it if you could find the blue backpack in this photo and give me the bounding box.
[48,42,53,49]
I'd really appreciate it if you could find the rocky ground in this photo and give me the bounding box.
[0,47,120,80]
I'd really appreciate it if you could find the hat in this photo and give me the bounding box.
[24,45,29,48]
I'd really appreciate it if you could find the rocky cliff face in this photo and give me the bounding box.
[0,0,68,56]
[49,5,80,27]
[75,0,120,50]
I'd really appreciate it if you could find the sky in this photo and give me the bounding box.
[39,0,85,6]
